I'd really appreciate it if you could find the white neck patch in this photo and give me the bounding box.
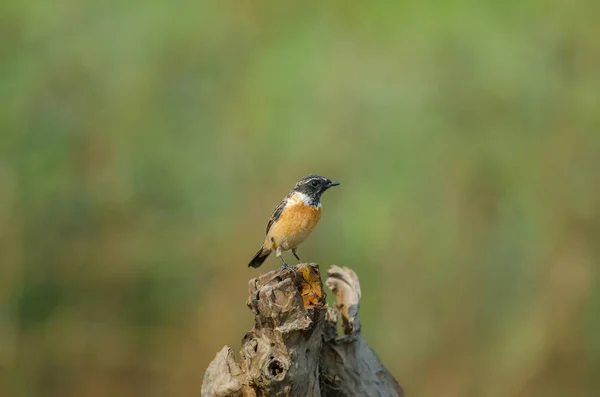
[292,192,321,207]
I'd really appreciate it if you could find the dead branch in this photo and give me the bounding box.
[201,263,404,397]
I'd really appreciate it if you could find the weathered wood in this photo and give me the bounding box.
[320,265,404,397]
[201,263,404,397]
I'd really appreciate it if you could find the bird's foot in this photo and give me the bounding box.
[280,262,297,276]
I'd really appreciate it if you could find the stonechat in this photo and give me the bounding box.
[248,174,340,270]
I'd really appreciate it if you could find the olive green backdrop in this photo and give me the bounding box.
[1,1,599,396]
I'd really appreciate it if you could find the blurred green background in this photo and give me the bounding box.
[1,1,599,396]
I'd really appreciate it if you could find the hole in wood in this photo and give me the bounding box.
[268,360,284,377]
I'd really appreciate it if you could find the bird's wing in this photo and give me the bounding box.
[266,198,288,235]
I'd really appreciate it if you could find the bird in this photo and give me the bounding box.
[248,174,340,270]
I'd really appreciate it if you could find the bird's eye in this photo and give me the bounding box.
[310,180,319,187]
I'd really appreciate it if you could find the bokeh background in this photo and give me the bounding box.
[2,1,599,396]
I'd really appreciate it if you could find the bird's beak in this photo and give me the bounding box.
[328,180,340,188]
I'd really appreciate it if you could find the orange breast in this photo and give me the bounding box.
[265,200,322,251]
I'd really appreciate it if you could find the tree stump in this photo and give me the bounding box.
[201,263,404,397]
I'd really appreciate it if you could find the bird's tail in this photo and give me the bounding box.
[248,247,271,268]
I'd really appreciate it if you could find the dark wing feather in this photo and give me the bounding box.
[266,198,287,234]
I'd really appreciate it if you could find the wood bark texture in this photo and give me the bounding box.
[201,263,404,397]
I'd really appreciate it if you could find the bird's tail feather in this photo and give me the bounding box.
[248,247,271,268]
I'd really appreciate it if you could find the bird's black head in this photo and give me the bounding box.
[292,174,340,204]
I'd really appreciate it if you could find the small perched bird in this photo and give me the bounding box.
[248,174,340,270]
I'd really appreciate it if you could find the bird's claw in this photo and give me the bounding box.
[280,263,297,276]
